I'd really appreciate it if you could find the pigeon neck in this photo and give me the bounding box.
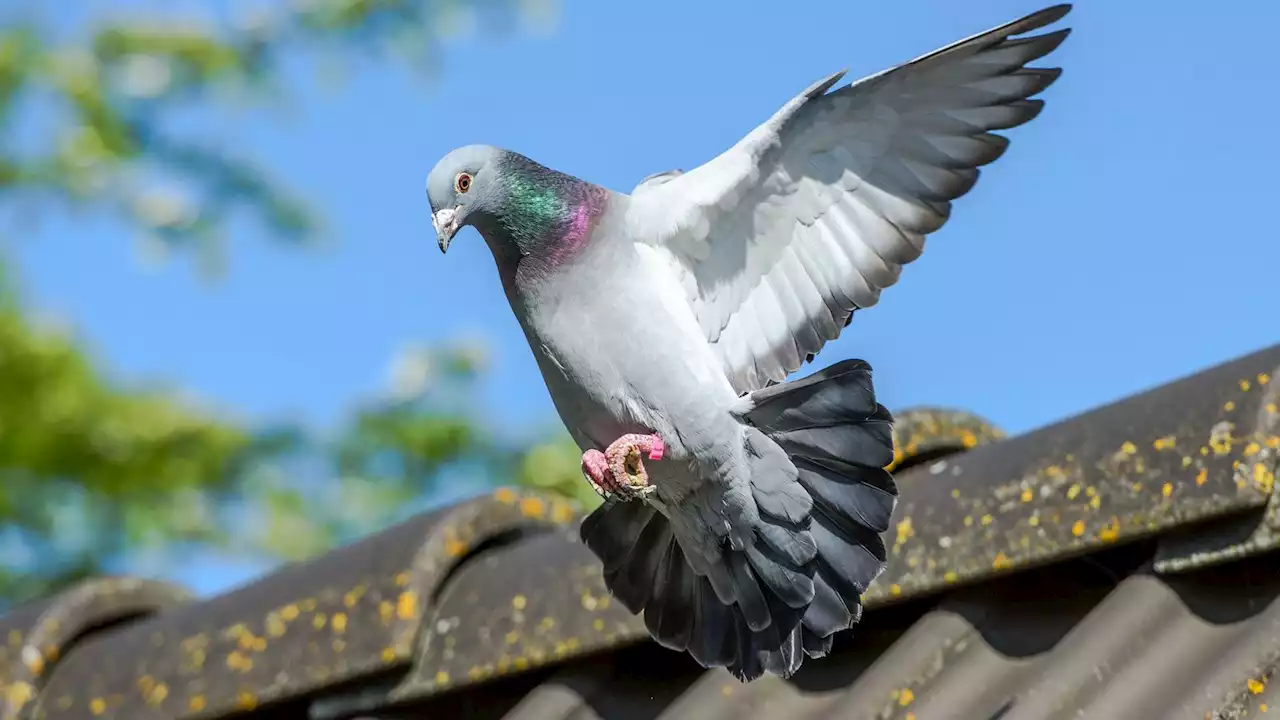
[482,153,610,275]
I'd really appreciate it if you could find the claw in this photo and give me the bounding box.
[580,433,665,501]
[580,449,615,498]
[606,433,664,499]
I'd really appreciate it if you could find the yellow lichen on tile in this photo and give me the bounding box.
[189,695,206,712]
[89,698,107,716]
[144,682,169,706]
[981,514,994,526]
[1241,379,1253,391]
[1249,677,1265,694]
[1153,435,1177,450]
[4,682,35,712]
[1071,520,1086,537]
[343,585,367,608]
[1196,468,1209,486]
[445,537,469,557]
[519,496,546,518]
[1260,372,1272,385]
[226,650,253,673]
[236,692,259,710]
[281,603,300,621]
[961,431,978,448]
[1098,517,1121,542]
[551,499,576,524]
[512,594,528,610]
[992,552,1011,570]
[895,517,914,546]
[1067,484,1081,500]
[332,612,348,634]
[943,571,958,583]
[1162,483,1173,498]
[890,583,902,596]
[1119,441,1137,455]
[397,591,418,620]
[899,688,915,706]
[1255,463,1275,494]
[435,671,450,685]
[1225,401,1237,412]
[312,613,327,630]
[1020,488,1033,503]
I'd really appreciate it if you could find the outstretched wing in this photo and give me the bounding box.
[627,5,1072,394]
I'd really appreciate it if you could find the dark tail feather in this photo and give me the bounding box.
[583,501,746,668]
[581,496,808,680]
[743,358,897,662]
[580,358,895,681]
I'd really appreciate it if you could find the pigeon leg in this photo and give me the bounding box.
[604,433,664,500]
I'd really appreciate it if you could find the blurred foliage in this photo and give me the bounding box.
[0,0,557,273]
[0,271,251,600]
[0,0,584,609]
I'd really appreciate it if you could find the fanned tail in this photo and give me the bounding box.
[580,358,895,681]
[743,358,896,669]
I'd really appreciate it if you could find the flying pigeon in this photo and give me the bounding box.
[426,5,1071,681]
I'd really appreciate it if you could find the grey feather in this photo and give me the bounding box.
[745,427,811,525]
[646,539,697,651]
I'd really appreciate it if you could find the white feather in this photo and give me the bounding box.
[627,6,1070,393]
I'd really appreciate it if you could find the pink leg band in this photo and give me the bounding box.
[648,433,665,461]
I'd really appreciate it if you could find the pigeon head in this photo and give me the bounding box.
[427,145,611,276]
[426,144,505,253]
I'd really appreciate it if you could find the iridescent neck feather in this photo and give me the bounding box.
[478,152,610,284]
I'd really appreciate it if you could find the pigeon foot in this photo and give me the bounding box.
[580,433,664,501]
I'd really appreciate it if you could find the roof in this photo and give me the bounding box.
[3,342,1278,720]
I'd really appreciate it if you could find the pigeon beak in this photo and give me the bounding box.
[432,207,460,253]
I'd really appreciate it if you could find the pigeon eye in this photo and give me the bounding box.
[454,172,473,194]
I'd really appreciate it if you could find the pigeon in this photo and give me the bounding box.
[426,5,1071,681]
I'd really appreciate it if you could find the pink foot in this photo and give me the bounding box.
[580,433,665,501]
[581,449,618,497]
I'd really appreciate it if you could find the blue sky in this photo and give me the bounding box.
[7,1,1279,593]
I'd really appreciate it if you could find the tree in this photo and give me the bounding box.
[0,0,585,609]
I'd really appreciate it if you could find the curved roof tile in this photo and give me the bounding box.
[0,578,190,720]
[5,343,1278,720]
[27,490,578,720]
